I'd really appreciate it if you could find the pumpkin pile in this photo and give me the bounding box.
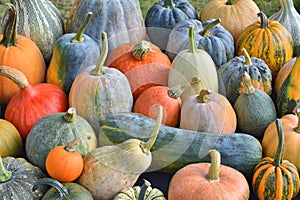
[1,0,300,199]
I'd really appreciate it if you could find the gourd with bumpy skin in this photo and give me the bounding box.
[78,106,163,200]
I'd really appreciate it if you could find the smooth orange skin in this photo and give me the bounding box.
[46,146,84,182]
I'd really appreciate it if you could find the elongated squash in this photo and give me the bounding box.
[99,112,262,179]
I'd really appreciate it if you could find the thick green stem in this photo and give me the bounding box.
[168,77,200,99]
[71,12,93,43]
[273,119,284,167]
[0,66,29,88]
[140,106,163,154]
[208,149,220,181]
[242,48,253,66]
[92,32,108,76]
[197,89,212,103]
[163,0,175,8]
[258,12,269,29]
[132,40,152,61]
[138,179,151,200]
[0,156,12,183]
[32,178,68,199]
[188,26,197,53]
[199,18,221,37]
[64,108,76,123]
[1,3,18,47]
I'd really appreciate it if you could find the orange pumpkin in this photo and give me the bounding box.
[0,3,46,105]
[168,149,250,200]
[106,40,172,100]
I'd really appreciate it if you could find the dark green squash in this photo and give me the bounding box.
[99,112,263,180]
[33,178,94,200]
[145,0,198,50]
[46,12,100,95]
[25,108,97,172]
[0,156,47,199]
[166,18,234,67]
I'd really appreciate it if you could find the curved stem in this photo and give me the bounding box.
[1,3,18,47]
[92,32,108,76]
[242,48,253,66]
[0,66,29,88]
[71,12,93,43]
[199,18,221,37]
[197,89,212,103]
[168,77,200,99]
[163,0,175,8]
[64,108,76,123]
[258,12,269,29]
[65,135,91,152]
[208,149,220,181]
[239,72,255,95]
[0,156,12,183]
[132,40,152,61]
[32,178,68,199]
[188,25,197,53]
[274,119,284,166]
[140,106,163,154]
[139,179,151,200]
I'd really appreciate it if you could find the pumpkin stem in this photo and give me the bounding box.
[242,48,253,66]
[65,135,91,152]
[140,106,163,154]
[273,119,284,166]
[197,89,212,103]
[92,32,108,76]
[279,0,295,12]
[0,66,29,88]
[132,40,153,61]
[163,0,175,8]
[71,12,93,43]
[0,156,12,183]
[139,179,151,200]
[199,18,221,37]
[168,77,200,99]
[239,72,255,95]
[207,149,221,181]
[258,12,269,29]
[188,25,197,53]
[0,3,18,47]
[64,108,76,123]
[32,178,69,199]
[293,107,300,133]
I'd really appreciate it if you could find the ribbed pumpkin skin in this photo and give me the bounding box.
[66,0,146,54]
[46,34,100,95]
[145,0,198,50]
[270,0,300,56]
[166,18,234,67]
[25,111,97,172]
[0,119,23,158]
[0,157,47,200]
[5,0,64,63]
[235,13,294,78]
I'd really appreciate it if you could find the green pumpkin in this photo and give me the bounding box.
[66,0,146,54]
[145,0,198,50]
[0,156,47,200]
[46,12,100,95]
[25,108,97,172]
[33,178,93,200]
[166,18,234,67]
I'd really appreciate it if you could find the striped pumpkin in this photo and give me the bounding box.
[235,12,294,79]
[252,119,300,200]
[3,0,64,63]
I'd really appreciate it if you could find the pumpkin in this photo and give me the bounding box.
[78,106,163,200]
[262,106,300,171]
[66,0,146,54]
[0,66,68,139]
[46,12,100,95]
[166,18,234,67]
[235,12,294,79]
[180,89,236,133]
[0,3,46,105]
[276,56,300,117]
[114,179,166,200]
[0,119,23,158]
[145,0,198,50]
[25,107,97,172]
[33,178,94,200]
[270,0,300,56]
[199,0,260,41]
[0,156,47,199]
[99,111,263,179]
[234,72,277,138]
[46,136,91,182]
[3,0,64,64]
[253,119,300,200]
[218,48,272,105]
[106,40,172,100]
[168,25,219,103]
[69,32,133,133]
[168,149,250,200]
